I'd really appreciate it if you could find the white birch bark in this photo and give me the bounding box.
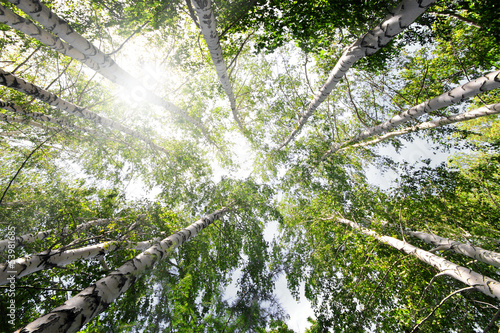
[0,100,134,146]
[406,229,500,268]
[277,0,436,150]
[6,0,216,148]
[191,0,244,132]
[323,70,500,159]
[0,217,115,251]
[341,102,500,150]
[16,208,227,333]
[337,217,500,300]
[0,4,117,81]
[0,69,171,154]
[0,241,125,285]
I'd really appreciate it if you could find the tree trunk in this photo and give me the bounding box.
[0,69,171,155]
[6,0,217,148]
[15,208,228,333]
[406,229,500,268]
[277,0,436,150]
[337,217,500,300]
[0,4,117,80]
[191,0,244,132]
[341,102,500,150]
[0,217,116,251]
[322,70,500,159]
[0,241,125,285]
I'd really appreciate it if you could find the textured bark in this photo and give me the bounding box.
[277,0,436,150]
[323,70,500,159]
[0,69,171,154]
[16,208,227,333]
[0,241,124,285]
[191,0,244,132]
[337,218,500,300]
[6,0,216,147]
[0,217,115,251]
[342,102,500,150]
[0,4,117,81]
[406,229,500,268]
[0,100,133,146]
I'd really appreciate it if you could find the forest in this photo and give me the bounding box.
[0,0,499,332]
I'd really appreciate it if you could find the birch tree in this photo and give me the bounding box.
[16,208,228,333]
[5,0,216,147]
[277,0,436,150]
[191,0,244,132]
[406,229,500,268]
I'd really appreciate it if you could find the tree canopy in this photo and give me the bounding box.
[0,0,499,332]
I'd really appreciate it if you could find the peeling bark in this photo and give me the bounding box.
[337,217,500,300]
[16,208,228,333]
[406,229,500,268]
[277,0,437,150]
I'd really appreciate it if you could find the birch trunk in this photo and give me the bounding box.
[6,0,216,148]
[0,100,133,147]
[0,4,117,81]
[337,217,500,300]
[0,241,125,285]
[323,70,500,159]
[341,102,500,150]
[277,0,436,150]
[406,229,500,268]
[191,0,244,132]
[16,208,228,333]
[0,69,171,155]
[0,217,115,251]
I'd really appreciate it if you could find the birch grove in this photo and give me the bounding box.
[16,208,228,333]
[337,217,500,300]
[1,0,499,330]
[277,0,436,150]
[5,0,216,147]
[322,70,500,159]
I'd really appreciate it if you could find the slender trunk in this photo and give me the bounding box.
[0,69,171,155]
[337,217,500,300]
[16,208,228,333]
[191,0,244,133]
[0,100,134,147]
[406,229,500,268]
[277,0,436,150]
[323,70,500,159]
[6,0,216,148]
[0,4,117,80]
[342,102,500,150]
[0,241,126,285]
[0,217,116,251]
